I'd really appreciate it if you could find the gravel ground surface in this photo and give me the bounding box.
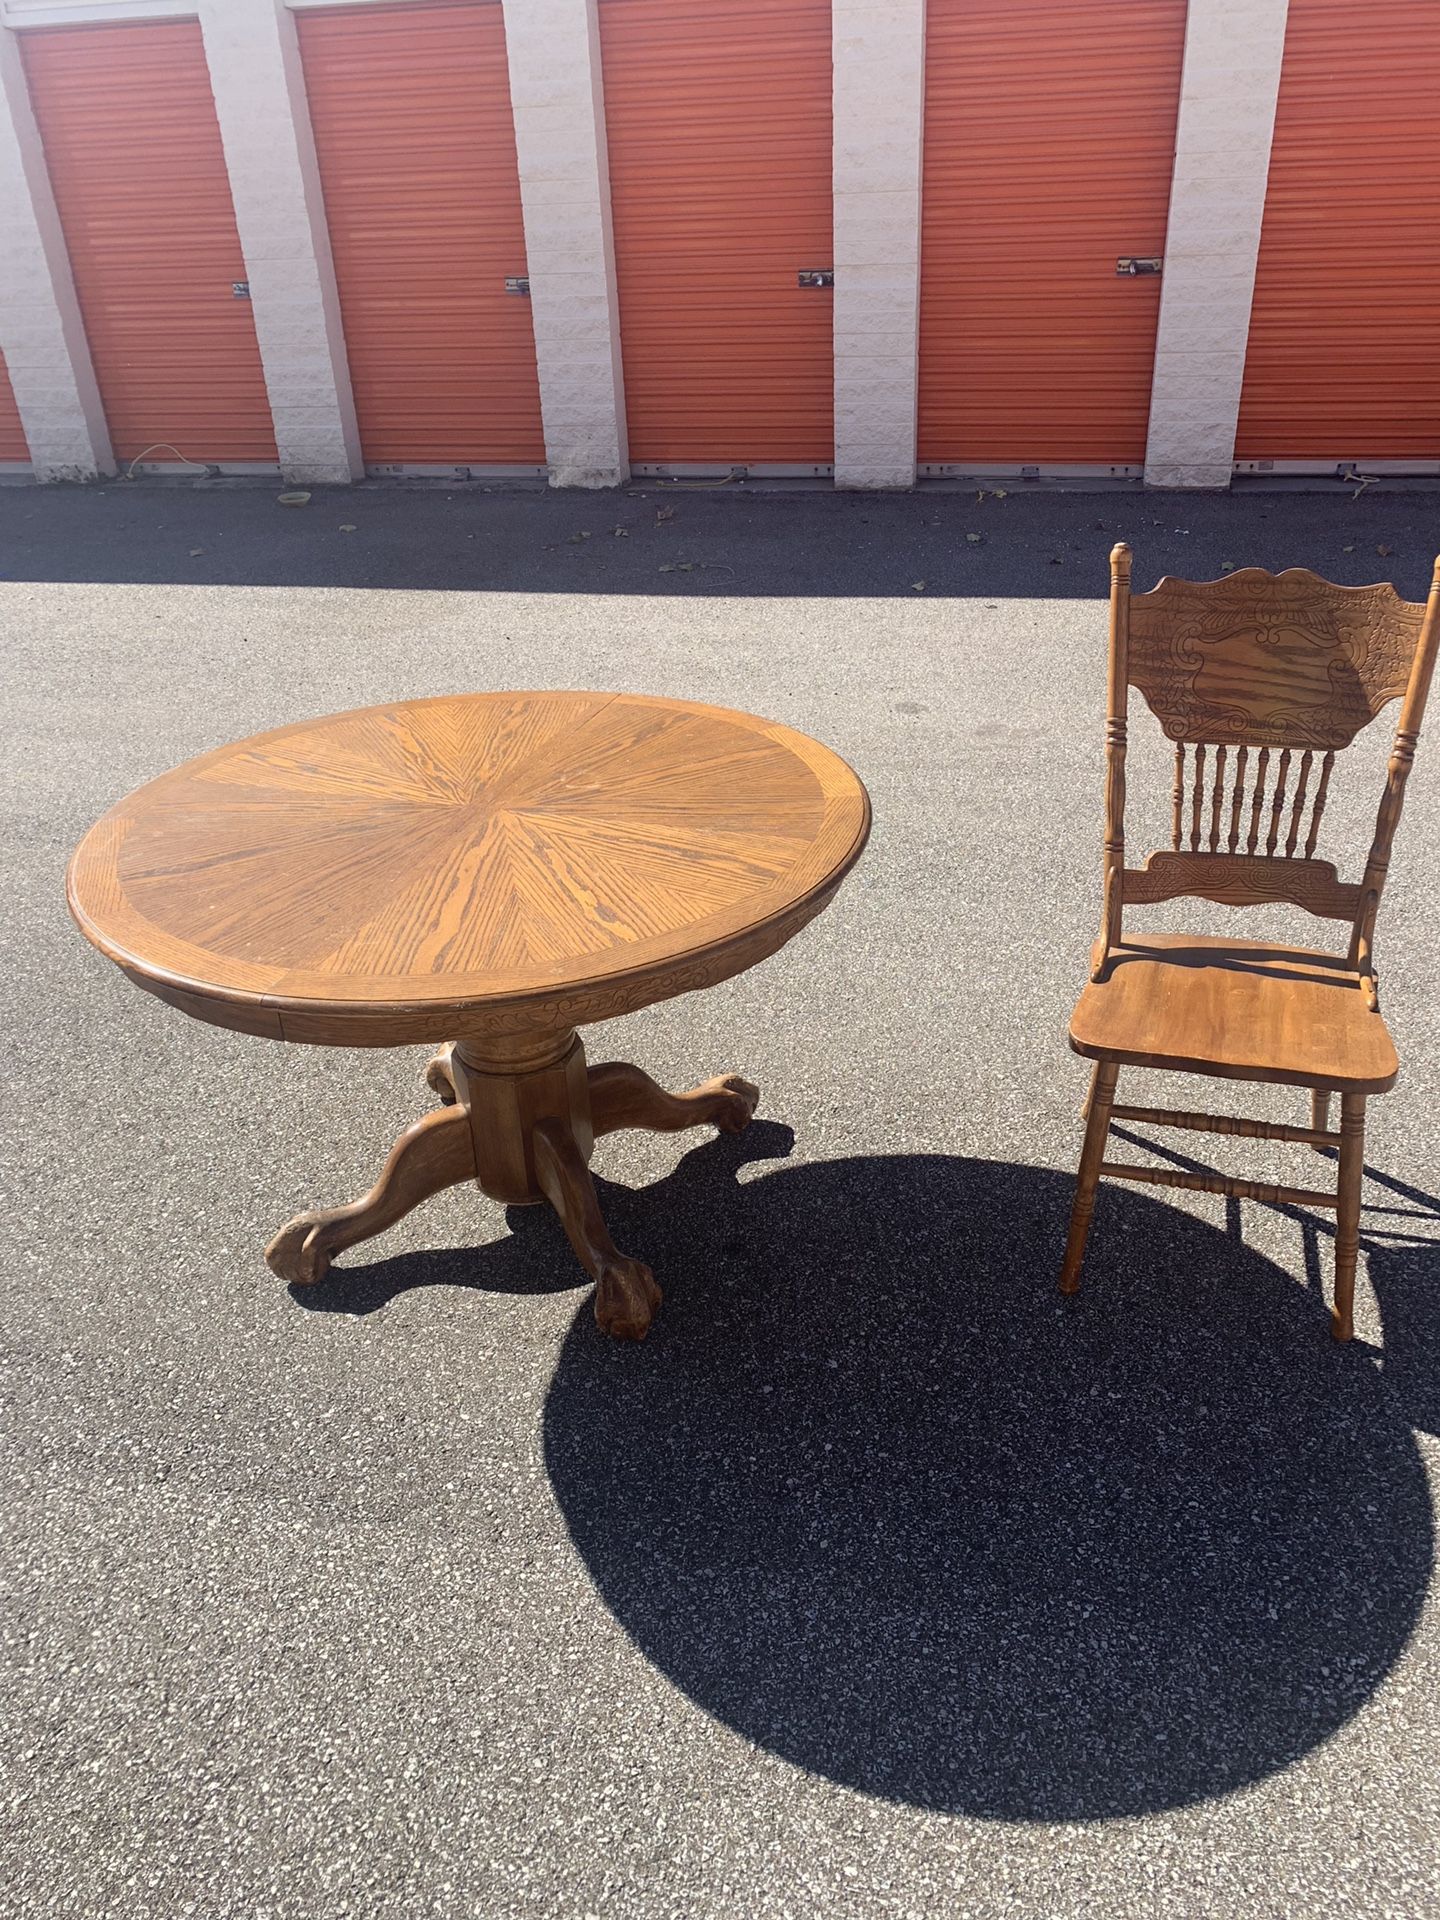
[3,480,1440,1918]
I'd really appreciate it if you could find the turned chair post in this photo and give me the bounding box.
[1091,543,1131,980]
[1348,555,1440,995]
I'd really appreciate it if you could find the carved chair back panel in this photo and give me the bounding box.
[1127,568,1422,750]
[1113,562,1434,929]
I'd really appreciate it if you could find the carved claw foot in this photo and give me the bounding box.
[425,1044,457,1105]
[264,1105,475,1286]
[589,1061,761,1139]
[532,1114,663,1341]
[264,1213,335,1287]
[594,1256,663,1342]
[703,1073,760,1134]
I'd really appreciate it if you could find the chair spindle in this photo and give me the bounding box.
[1265,748,1292,855]
[1208,746,1227,851]
[1284,749,1314,857]
[1247,748,1270,852]
[1227,745,1248,852]
[1304,750,1336,858]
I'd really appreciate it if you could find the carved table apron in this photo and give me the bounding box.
[67,691,871,1339]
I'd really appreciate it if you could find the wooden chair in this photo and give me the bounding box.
[1061,545,1440,1340]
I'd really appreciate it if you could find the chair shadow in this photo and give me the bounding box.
[1111,1121,1440,1440]
[300,1121,1435,1822]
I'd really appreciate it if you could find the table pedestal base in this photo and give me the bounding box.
[263,1028,758,1340]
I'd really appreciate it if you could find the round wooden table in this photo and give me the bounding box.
[68,691,870,1339]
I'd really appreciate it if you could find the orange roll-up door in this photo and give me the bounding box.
[0,357,28,463]
[297,0,544,467]
[919,0,1186,467]
[21,20,275,466]
[1236,0,1440,465]
[600,0,833,468]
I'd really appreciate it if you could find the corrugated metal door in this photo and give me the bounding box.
[600,0,833,470]
[20,21,274,466]
[0,357,28,463]
[298,0,544,469]
[1236,0,1440,467]
[919,0,1186,468]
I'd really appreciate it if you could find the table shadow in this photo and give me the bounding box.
[303,1123,1435,1821]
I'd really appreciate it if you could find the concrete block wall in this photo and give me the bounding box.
[0,24,111,479]
[197,0,362,485]
[0,0,1297,490]
[831,0,926,489]
[1145,0,1291,490]
[501,0,628,489]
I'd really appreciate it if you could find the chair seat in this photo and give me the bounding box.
[1069,934,1399,1093]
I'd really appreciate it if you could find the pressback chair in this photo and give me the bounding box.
[1061,545,1440,1339]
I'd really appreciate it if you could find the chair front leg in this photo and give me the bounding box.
[1060,1060,1119,1295]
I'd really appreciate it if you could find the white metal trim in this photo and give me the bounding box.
[126,460,281,475]
[632,462,835,480]
[1,2,195,26]
[286,0,502,8]
[364,463,548,479]
[919,462,1142,481]
[1234,458,1440,478]
[0,0,472,21]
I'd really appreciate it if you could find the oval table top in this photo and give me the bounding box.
[68,691,871,1046]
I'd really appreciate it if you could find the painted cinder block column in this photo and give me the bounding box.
[1144,0,1290,490]
[197,0,362,485]
[831,0,926,490]
[0,24,112,481]
[502,0,628,488]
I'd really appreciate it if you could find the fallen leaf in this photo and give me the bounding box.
[1342,544,1356,553]
[1377,544,1393,557]
[188,548,205,557]
[992,488,1008,500]
[568,530,591,543]
[338,524,357,534]
[966,533,984,545]
[911,580,927,592]
[655,506,676,524]
[1220,560,1236,571]
[276,491,310,507]
[613,526,628,536]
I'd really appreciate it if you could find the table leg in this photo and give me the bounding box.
[589,1062,759,1138]
[532,1116,662,1341]
[266,1031,758,1338]
[264,1105,475,1287]
[424,1043,457,1104]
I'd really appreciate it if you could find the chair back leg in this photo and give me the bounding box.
[1332,1093,1366,1342]
[1060,1060,1120,1294]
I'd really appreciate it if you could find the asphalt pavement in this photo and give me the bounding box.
[3,478,1439,1918]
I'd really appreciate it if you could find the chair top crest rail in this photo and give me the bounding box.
[1126,566,1424,750]
[1089,545,1440,978]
